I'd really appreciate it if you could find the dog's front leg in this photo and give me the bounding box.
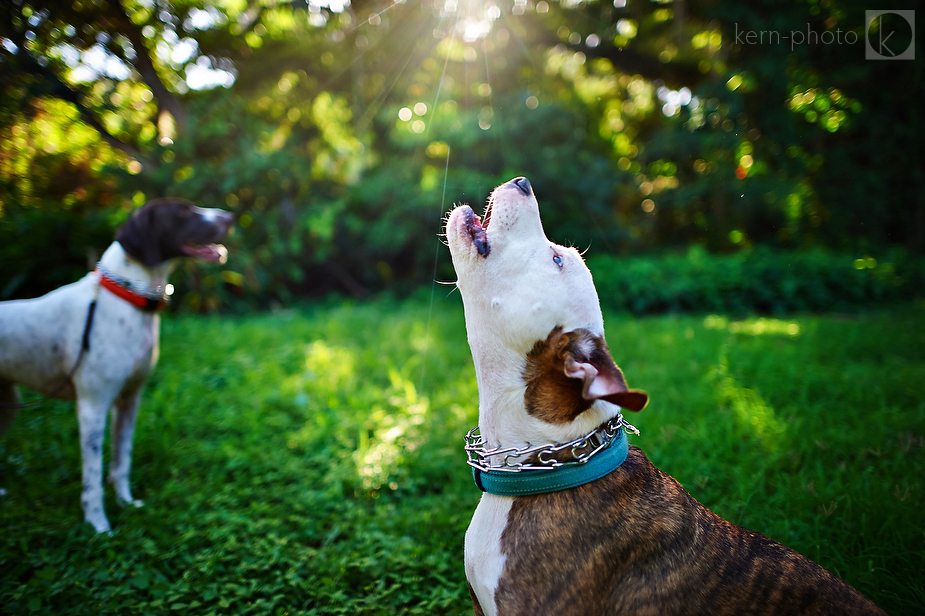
[109,388,144,508]
[77,394,114,533]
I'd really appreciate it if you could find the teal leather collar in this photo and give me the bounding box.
[471,428,629,496]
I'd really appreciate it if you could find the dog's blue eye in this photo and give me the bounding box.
[553,255,563,268]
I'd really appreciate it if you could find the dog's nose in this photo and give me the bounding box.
[512,177,532,196]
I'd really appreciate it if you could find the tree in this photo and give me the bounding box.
[1,0,921,307]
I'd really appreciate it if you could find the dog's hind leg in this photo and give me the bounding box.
[109,388,144,508]
[76,392,115,533]
[0,380,22,435]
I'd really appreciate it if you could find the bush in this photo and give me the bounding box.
[588,246,925,315]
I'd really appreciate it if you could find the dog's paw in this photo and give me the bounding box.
[116,495,144,509]
[86,514,112,534]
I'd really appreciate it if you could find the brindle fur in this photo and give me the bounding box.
[493,446,885,616]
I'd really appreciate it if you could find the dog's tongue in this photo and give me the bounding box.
[464,209,490,258]
[182,243,228,263]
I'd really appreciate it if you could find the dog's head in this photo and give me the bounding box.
[116,199,233,268]
[447,178,646,442]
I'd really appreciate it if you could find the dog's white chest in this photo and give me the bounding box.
[464,493,512,616]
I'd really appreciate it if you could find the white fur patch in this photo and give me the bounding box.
[465,494,512,616]
[192,205,228,224]
[446,179,612,449]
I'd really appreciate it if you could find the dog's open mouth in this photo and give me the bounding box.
[182,243,228,264]
[463,206,491,258]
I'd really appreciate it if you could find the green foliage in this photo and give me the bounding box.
[0,297,923,614]
[589,247,925,315]
[0,98,127,298]
[2,0,922,308]
[105,89,374,310]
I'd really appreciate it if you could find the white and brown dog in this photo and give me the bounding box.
[446,178,884,615]
[0,199,232,533]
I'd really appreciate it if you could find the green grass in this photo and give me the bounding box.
[1,296,923,615]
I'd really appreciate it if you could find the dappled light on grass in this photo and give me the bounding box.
[284,340,358,398]
[283,339,359,449]
[711,352,787,450]
[280,336,431,494]
[354,368,428,493]
[705,315,801,337]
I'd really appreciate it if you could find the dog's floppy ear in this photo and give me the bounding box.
[115,203,163,267]
[560,335,649,412]
[524,327,648,424]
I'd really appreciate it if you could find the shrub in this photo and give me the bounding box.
[588,246,925,315]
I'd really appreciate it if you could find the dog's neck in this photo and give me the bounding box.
[473,348,622,453]
[99,242,173,291]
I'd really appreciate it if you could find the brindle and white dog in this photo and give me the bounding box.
[446,177,884,615]
[0,199,232,533]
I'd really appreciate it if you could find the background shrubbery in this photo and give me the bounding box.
[2,1,922,310]
[589,247,925,315]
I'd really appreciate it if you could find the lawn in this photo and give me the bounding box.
[1,295,923,615]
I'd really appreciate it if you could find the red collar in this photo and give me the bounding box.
[96,269,168,312]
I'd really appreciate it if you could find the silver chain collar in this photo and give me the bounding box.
[465,414,640,474]
[96,263,169,300]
